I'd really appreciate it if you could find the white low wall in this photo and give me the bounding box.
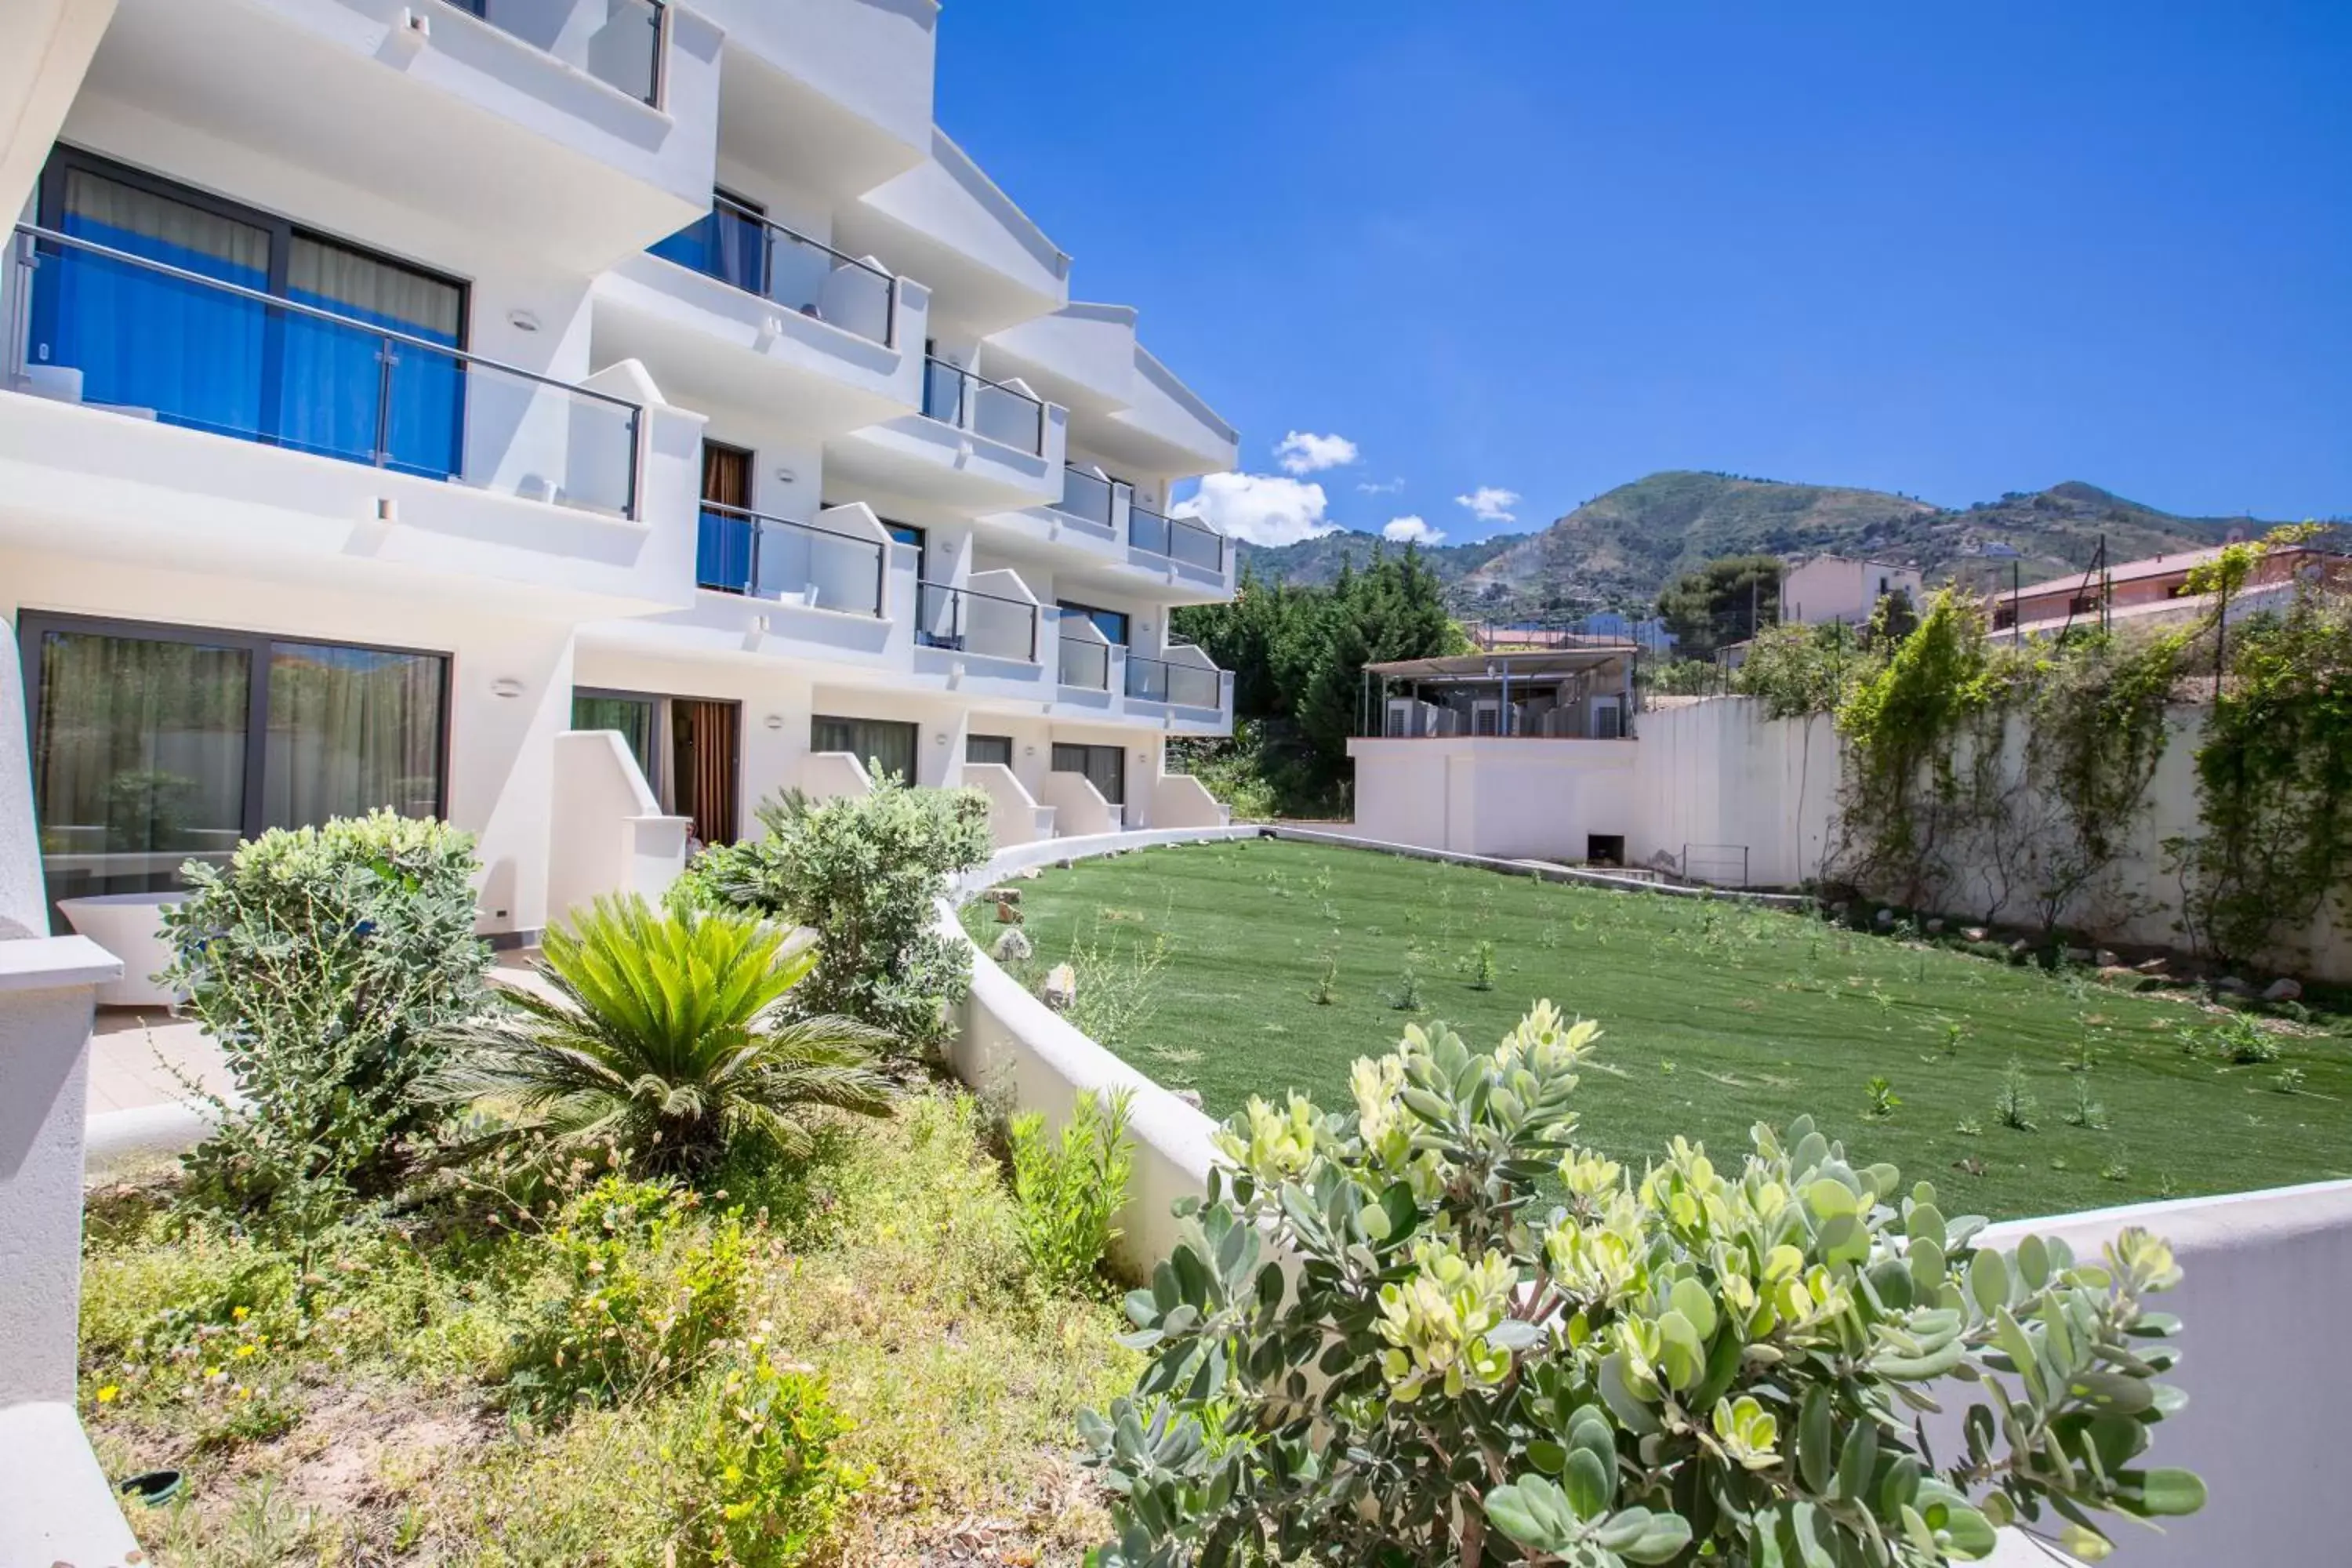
[964,762,1055,848]
[546,731,691,925]
[939,826,2352,1564]
[1149,771,1230,830]
[1033,769,1120,837]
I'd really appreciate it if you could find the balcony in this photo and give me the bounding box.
[826,355,1065,509]
[695,503,886,615]
[970,465,1233,604]
[1058,626,1112,692]
[593,195,924,435]
[834,131,1069,336]
[0,224,694,611]
[1129,502,1229,579]
[913,579,1042,664]
[693,0,937,198]
[1124,651,1222,710]
[74,0,720,271]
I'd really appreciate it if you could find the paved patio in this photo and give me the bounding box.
[84,954,550,1121]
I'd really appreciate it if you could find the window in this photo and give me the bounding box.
[967,734,1014,768]
[695,441,757,593]
[571,689,739,846]
[1052,742,1125,807]
[32,149,467,479]
[1056,601,1130,645]
[811,716,918,786]
[21,613,446,924]
[572,690,661,790]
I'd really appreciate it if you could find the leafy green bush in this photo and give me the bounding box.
[437,897,893,1178]
[503,1175,754,1412]
[684,774,993,1057]
[684,1349,866,1564]
[160,811,490,1221]
[1010,1089,1136,1298]
[1083,1004,2200,1567]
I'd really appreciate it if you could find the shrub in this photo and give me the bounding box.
[692,773,993,1057]
[503,1175,754,1411]
[1996,1060,2038,1131]
[1010,1090,1136,1298]
[684,1350,866,1565]
[1083,1004,2201,1567]
[1062,924,1172,1056]
[437,898,893,1178]
[160,811,491,1221]
[1864,1074,1900,1118]
[1468,938,1497,991]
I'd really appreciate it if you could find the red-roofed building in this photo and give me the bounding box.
[1991,543,2347,637]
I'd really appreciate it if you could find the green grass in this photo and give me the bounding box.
[983,838,2352,1219]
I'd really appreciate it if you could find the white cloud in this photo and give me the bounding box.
[1454,485,1522,525]
[1274,430,1359,475]
[1356,477,1407,495]
[1381,515,1446,546]
[1173,473,1339,547]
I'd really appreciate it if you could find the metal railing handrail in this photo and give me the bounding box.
[11,224,639,416]
[697,503,884,615]
[927,355,1043,411]
[450,0,666,107]
[918,577,1038,614]
[916,579,1041,662]
[1127,499,1228,571]
[706,192,897,297]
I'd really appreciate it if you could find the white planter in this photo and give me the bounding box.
[56,892,188,1007]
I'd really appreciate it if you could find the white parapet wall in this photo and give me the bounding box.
[939,825,2352,1564]
[546,730,691,925]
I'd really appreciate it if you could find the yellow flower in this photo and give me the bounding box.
[234,1345,257,1359]
[96,1385,120,1404]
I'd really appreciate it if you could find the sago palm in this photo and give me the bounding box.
[439,896,894,1175]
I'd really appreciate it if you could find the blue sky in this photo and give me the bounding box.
[935,3,2351,546]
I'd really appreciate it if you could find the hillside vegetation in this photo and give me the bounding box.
[1239,470,2259,615]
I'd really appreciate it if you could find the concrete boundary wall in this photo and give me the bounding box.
[1265,826,1815,909]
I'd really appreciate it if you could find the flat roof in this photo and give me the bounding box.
[1367,644,1636,681]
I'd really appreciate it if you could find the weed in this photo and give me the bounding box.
[1311,951,1339,1006]
[1864,1076,1901,1119]
[2272,1065,2307,1095]
[1996,1062,2037,1131]
[2100,1163,2132,1184]
[1952,1117,1984,1138]
[1388,967,1423,1012]
[2061,1076,2107,1130]
[1467,940,1497,992]
[1009,1088,1135,1298]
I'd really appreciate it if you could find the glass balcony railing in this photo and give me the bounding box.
[1130,503,1227,574]
[921,357,1044,456]
[452,0,666,106]
[9,224,641,517]
[1058,633,1111,691]
[648,194,895,346]
[913,581,1040,662]
[1053,464,1116,528]
[695,503,885,614]
[1125,652,1223,709]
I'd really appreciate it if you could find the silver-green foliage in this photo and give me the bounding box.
[1082,1004,2200,1566]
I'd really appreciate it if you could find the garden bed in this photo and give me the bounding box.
[80,1089,1134,1566]
[979,837,2352,1218]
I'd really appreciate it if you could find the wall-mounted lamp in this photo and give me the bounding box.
[1022,744,1036,757]
[763,713,785,731]
[506,309,540,334]
[490,677,526,699]
[774,467,797,485]
[934,732,950,746]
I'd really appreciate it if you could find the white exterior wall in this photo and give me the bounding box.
[1783,556,1926,626]
[1348,738,1639,862]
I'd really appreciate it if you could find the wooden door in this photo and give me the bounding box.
[670,699,739,845]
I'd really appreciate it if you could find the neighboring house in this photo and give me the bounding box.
[1780,554,1926,626]
[1990,543,2347,637]
[1348,644,1642,866]
[0,0,1238,943]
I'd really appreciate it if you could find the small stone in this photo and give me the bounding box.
[1043,963,1077,1011]
[1873,908,1895,930]
[987,887,1022,906]
[2008,938,2034,959]
[991,928,1033,963]
[2212,975,2254,996]
[2096,966,2143,989]
[2063,947,2096,965]
[1054,858,1074,870]
[1925,918,1946,936]
[995,900,1024,925]
[1171,1088,1205,1109]
[2263,977,2304,1003]
[1962,927,1990,943]
[2095,949,2121,969]
[2134,956,2169,975]
[1829,901,1850,920]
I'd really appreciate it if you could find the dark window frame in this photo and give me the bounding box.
[1051,741,1127,807]
[16,609,455,849]
[572,686,666,795]
[810,714,920,786]
[966,733,1014,768]
[1055,598,1131,646]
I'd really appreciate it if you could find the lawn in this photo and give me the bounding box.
[981,837,2352,1219]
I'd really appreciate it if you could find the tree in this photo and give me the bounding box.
[1655,554,1784,658]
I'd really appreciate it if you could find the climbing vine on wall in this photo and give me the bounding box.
[2172,532,2352,965]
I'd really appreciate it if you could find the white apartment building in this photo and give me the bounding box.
[0,0,1240,949]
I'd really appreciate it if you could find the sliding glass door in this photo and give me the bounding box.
[1051,742,1126,807]
[811,715,917,786]
[20,614,448,924]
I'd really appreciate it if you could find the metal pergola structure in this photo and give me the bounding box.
[1358,642,1642,739]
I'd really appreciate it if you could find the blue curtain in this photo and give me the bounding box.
[649,201,766,296]
[697,507,754,593]
[40,172,269,441]
[281,238,462,479]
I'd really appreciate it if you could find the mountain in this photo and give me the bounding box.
[1238,471,2265,615]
